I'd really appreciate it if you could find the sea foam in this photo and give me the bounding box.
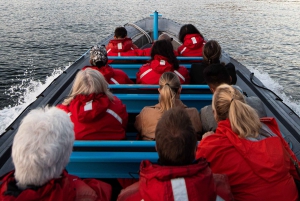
[0,67,67,135]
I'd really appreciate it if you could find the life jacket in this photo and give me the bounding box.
[117,159,233,201]
[177,33,205,57]
[82,66,133,84]
[136,55,190,84]
[196,118,298,201]
[0,170,112,201]
[57,93,128,140]
[106,38,139,63]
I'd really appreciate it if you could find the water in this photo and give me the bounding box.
[0,0,299,133]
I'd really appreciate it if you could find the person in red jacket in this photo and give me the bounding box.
[196,84,299,201]
[118,107,233,201]
[177,24,206,57]
[106,27,139,63]
[0,106,112,201]
[57,68,128,140]
[83,45,133,84]
[139,33,178,56]
[136,40,190,84]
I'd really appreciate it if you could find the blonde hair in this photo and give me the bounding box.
[158,72,181,112]
[62,68,114,105]
[212,84,261,138]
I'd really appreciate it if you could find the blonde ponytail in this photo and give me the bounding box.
[213,84,261,138]
[62,68,114,105]
[159,72,181,112]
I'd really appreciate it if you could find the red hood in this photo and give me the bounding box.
[69,93,111,123]
[150,55,173,74]
[139,159,209,180]
[0,171,76,201]
[138,159,216,201]
[183,34,204,49]
[83,65,115,81]
[216,119,290,182]
[107,38,135,53]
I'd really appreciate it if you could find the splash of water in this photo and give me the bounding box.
[0,67,68,135]
[250,68,300,116]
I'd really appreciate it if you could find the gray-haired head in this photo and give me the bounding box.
[12,106,74,189]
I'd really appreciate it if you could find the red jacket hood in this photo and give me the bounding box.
[0,171,76,201]
[139,159,210,180]
[138,159,217,201]
[83,65,115,81]
[107,38,135,53]
[149,55,173,74]
[69,93,111,123]
[216,119,290,182]
[183,34,204,49]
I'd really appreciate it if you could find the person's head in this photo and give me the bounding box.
[203,40,221,65]
[158,72,181,112]
[151,40,179,70]
[178,24,203,43]
[89,45,108,67]
[203,63,231,93]
[155,107,197,166]
[212,84,261,138]
[63,68,114,105]
[114,27,127,39]
[12,106,74,189]
[157,33,173,42]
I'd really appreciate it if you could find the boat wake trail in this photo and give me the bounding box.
[251,68,300,117]
[0,67,67,135]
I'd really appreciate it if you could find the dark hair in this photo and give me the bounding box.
[114,27,127,38]
[178,24,204,43]
[203,40,221,65]
[203,63,231,88]
[151,40,179,70]
[155,107,197,166]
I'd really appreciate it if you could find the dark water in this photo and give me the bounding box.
[0,0,299,132]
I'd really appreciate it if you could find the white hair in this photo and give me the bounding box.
[12,106,74,189]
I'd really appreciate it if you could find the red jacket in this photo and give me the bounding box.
[136,55,190,84]
[196,117,298,201]
[106,38,139,63]
[0,170,111,201]
[82,66,133,84]
[117,159,233,201]
[57,94,128,140]
[177,34,205,57]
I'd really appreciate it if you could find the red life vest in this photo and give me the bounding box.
[82,65,133,84]
[0,170,112,201]
[177,33,205,57]
[117,159,232,201]
[106,38,139,63]
[136,55,190,84]
[196,117,298,201]
[57,94,128,140]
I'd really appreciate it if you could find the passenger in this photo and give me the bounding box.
[106,26,139,63]
[135,72,201,140]
[136,40,190,84]
[177,24,206,57]
[190,40,237,84]
[200,63,267,133]
[82,45,134,84]
[139,33,177,56]
[0,106,111,201]
[196,84,299,201]
[118,107,233,201]
[57,68,128,140]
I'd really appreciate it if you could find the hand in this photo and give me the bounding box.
[202,131,214,139]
